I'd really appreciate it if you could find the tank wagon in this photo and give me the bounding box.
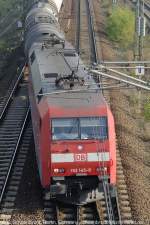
[25,0,116,204]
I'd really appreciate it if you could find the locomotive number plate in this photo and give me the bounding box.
[70,168,92,173]
[74,153,87,162]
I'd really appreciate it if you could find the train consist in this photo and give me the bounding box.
[25,0,116,204]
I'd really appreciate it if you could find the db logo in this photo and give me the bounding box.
[74,153,87,162]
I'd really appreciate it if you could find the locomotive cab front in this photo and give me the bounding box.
[47,94,116,204]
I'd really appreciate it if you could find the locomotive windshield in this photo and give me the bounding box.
[52,117,108,141]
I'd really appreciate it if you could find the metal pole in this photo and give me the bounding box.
[141,0,145,59]
[112,0,117,8]
[134,0,139,60]
[134,0,142,61]
[138,0,145,114]
[138,0,145,61]
[138,0,141,60]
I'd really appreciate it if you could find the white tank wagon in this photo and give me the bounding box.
[24,0,64,55]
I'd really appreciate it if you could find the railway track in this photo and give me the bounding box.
[89,1,134,224]
[76,0,80,53]
[88,1,134,224]
[86,0,98,64]
[77,204,100,225]
[43,195,100,225]
[57,203,100,225]
[74,1,133,225]
[0,65,25,120]
[0,120,32,225]
[0,68,32,224]
[75,0,91,64]
[75,0,98,64]
[57,203,77,224]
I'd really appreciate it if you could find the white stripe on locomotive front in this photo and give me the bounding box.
[51,152,110,163]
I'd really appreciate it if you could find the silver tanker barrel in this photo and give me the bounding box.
[24,0,64,56]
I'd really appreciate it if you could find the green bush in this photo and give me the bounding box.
[0,40,7,51]
[144,102,150,121]
[0,0,20,17]
[106,7,135,47]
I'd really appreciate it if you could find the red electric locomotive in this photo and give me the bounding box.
[25,0,116,204]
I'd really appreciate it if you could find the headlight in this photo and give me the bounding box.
[53,168,65,173]
[78,145,83,151]
[96,167,107,172]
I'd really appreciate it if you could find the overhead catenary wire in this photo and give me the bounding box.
[91,69,150,91]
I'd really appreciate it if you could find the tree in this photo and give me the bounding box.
[106,7,135,47]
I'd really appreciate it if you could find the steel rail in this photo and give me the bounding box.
[0,65,25,121]
[86,0,98,64]
[75,0,80,53]
[85,0,104,95]
[103,180,120,225]
[0,107,30,205]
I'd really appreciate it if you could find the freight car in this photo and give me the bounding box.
[25,0,116,204]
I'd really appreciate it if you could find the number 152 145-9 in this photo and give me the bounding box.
[70,168,92,173]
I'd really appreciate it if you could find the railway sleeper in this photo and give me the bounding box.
[0,173,8,178]
[120,206,131,213]
[0,208,14,214]
[8,180,20,186]
[0,157,12,161]
[1,202,14,208]
[0,221,11,225]
[0,159,12,163]
[0,163,10,167]
[2,196,16,203]
[0,214,12,220]
[6,186,19,192]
